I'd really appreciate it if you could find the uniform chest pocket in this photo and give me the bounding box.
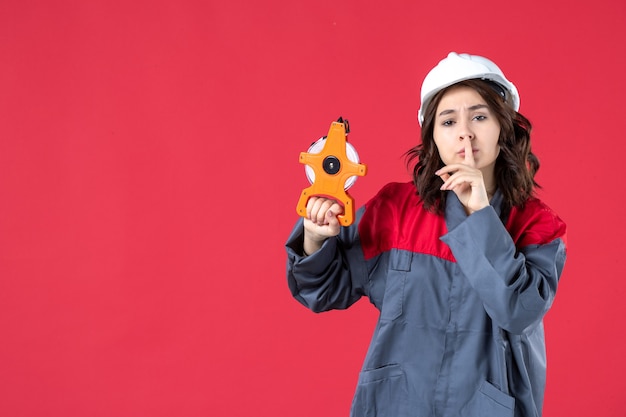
[380,250,412,321]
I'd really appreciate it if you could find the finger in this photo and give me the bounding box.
[317,199,336,225]
[440,174,461,191]
[325,207,339,227]
[440,170,474,191]
[437,172,451,188]
[435,163,463,176]
[307,197,326,224]
[464,140,475,166]
[327,198,343,211]
[323,200,344,225]
[306,196,320,220]
[441,175,466,191]
[436,165,464,189]
[308,197,340,225]
[311,198,329,224]
[436,164,461,190]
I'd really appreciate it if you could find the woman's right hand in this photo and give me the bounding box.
[303,196,343,255]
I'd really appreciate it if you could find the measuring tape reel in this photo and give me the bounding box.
[296,118,367,226]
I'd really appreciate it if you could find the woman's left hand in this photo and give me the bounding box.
[435,141,491,214]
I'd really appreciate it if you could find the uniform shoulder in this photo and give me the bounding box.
[506,197,567,248]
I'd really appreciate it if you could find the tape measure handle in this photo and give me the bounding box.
[296,189,355,226]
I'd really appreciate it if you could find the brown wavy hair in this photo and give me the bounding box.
[405,79,540,217]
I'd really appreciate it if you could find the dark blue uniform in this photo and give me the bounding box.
[286,182,567,417]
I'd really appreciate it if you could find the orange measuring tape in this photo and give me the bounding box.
[296,118,368,226]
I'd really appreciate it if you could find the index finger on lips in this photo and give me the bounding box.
[464,140,475,166]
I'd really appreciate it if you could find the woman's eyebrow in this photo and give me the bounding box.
[438,109,455,117]
[437,104,489,118]
[469,104,489,111]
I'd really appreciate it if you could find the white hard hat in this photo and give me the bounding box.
[418,52,520,126]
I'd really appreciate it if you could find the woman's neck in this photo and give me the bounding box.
[481,168,497,200]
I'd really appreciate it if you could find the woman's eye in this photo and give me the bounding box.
[473,115,487,121]
[442,120,454,126]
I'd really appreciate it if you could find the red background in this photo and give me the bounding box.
[1,0,625,416]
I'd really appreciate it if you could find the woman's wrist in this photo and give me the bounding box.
[303,233,325,257]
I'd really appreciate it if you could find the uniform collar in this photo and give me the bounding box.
[444,189,504,231]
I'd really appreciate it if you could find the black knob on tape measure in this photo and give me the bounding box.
[323,156,341,175]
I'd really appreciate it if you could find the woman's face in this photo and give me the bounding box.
[433,85,501,178]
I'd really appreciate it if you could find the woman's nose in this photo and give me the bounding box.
[458,120,474,141]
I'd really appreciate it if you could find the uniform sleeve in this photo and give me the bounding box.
[440,205,567,334]
[285,213,369,313]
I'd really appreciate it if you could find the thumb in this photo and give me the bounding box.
[326,209,337,224]
[326,209,343,229]
[324,207,343,235]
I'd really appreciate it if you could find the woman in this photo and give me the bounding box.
[285,52,567,417]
